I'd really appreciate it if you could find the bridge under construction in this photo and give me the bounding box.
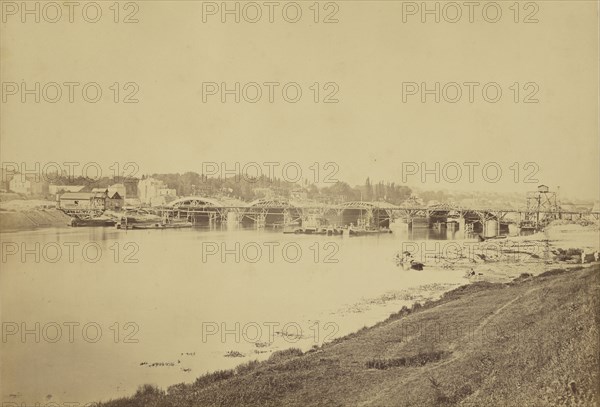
[148,195,599,237]
[155,197,398,229]
[57,186,598,237]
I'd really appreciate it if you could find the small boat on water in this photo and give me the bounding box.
[69,218,117,227]
[272,220,300,228]
[284,227,343,236]
[117,221,193,230]
[476,234,508,242]
[116,213,192,230]
[348,227,392,236]
[284,215,342,236]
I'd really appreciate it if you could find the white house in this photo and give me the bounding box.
[9,175,49,196]
[138,177,176,204]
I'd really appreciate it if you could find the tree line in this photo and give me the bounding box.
[21,172,413,204]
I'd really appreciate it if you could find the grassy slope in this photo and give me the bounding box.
[100,265,600,407]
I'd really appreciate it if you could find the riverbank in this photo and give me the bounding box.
[97,263,599,407]
[0,208,71,232]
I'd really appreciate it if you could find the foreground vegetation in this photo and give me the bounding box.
[98,265,600,407]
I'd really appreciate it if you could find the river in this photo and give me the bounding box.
[0,222,468,405]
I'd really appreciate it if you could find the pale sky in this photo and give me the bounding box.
[1,1,598,200]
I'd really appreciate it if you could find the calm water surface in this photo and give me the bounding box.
[0,222,468,404]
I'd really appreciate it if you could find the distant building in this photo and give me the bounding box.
[91,188,124,210]
[9,175,49,196]
[138,178,176,204]
[58,191,107,210]
[108,183,126,199]
[107,191,124,210]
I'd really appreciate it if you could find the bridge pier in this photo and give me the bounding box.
[256,212,266,228]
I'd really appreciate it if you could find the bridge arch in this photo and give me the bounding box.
[331,201,397,228]
[246,198,296,208]
[241,197,301,226]
[164,196,227,224]
[166,196,225,208]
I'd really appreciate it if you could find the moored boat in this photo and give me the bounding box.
[283,215,342,236]
[69,218,117,227]
[283,227,343,236]
[117,221,193,230]
[348,227,392,236]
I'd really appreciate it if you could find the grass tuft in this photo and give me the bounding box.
[365,350,449,370]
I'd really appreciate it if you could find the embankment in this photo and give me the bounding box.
[0,209,71,232]
[97,264,600,407]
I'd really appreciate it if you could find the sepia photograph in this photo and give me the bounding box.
[0,1,599,406]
